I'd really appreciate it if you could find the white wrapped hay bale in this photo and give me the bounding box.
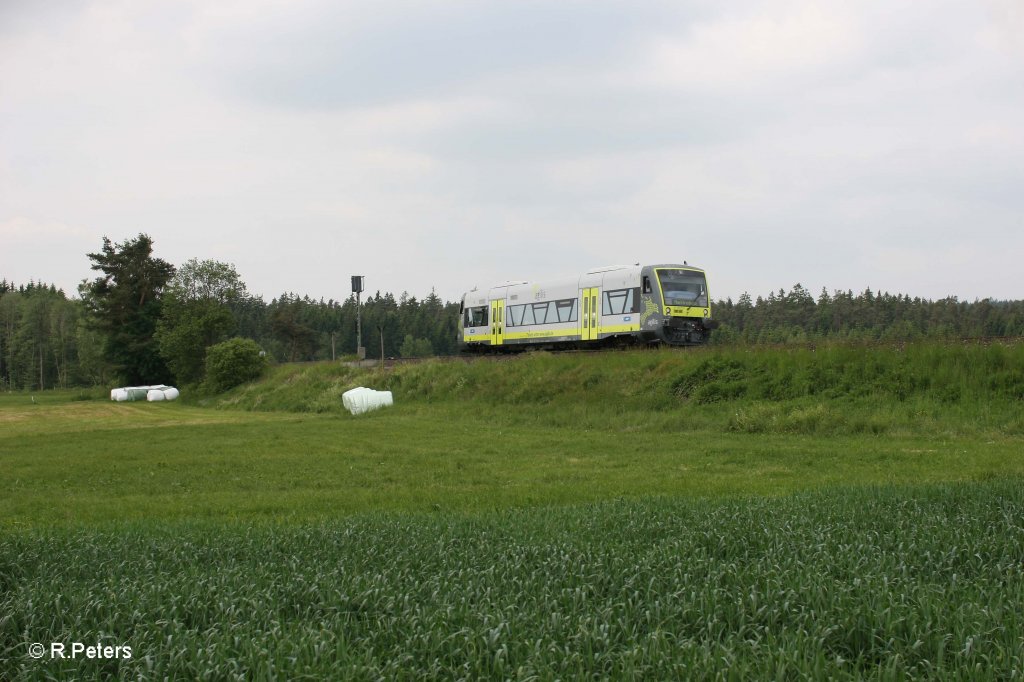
[342,387,394,415]
[126,387,150,401]
[342,387,368,412]
[112,385,179,402]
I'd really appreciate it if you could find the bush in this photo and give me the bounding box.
[205,338,268,392]
[400,335,433,358]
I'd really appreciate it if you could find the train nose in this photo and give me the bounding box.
[661,316,716,345]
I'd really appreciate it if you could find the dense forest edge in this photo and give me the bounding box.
[2,233,1023,391]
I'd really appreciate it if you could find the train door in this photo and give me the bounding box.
[579,287,600,341]
[490,299,505,346]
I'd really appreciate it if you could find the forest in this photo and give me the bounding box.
[711,284,1024,343]
[1,235,1022,391]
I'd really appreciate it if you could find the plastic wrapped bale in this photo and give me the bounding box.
[147,389,166,402]
[125,387,149,401]
[114,388,130,402]
[342,387,394,415]
[163,387,180,401]
[110,388,118,401]
[342,387,370,414]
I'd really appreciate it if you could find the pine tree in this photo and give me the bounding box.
[82,234,175,384]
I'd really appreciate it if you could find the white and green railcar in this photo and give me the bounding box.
[459,263,718,351]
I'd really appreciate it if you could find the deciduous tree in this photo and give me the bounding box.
[155,259,249,384]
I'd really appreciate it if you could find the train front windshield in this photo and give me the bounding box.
[658,269,708,307]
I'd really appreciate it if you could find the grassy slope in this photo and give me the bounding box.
[215,343,1024,435]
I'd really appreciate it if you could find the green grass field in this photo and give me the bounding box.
[2,344,1023,679]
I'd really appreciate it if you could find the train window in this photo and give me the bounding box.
[603,288,639,316]
[464,306,488,327]
[658,270,708,307]
[507,299,576,326]
[555,298,577,323]
[507,304,522,327]
[643,276,652,294]
[521,304,535,326]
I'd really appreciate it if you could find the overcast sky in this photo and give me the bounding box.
[2,0,1022,304]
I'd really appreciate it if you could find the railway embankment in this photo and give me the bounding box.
[210,342,1024,437]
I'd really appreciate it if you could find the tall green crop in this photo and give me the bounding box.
[3,482,1023,680]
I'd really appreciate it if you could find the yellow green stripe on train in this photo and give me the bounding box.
[459,263,719,351]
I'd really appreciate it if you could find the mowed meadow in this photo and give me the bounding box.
[2,343,1023,679]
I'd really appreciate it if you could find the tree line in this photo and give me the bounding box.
[2,236,1022,390]
[0,234,459,390]
[712,284,1024,344]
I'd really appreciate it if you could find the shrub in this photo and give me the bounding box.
[400,335,433,358]
[205,338,268,392]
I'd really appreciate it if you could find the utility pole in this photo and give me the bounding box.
[352,275,365,360]
[379,325,385,369]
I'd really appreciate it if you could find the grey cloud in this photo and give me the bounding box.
[0,0,88,38]
[197,1,703,109]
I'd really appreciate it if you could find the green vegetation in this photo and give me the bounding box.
[3,484,1023,679]
[400,334,434,358]
[154,258,250,385]
[1,235,459,391]
[4,398,1021,525]
[713,284,1024,343]
[80,234,176,385]
[218,342,1024,436]
[1,343,1022,678]
[203,337,268,392]
[0,344,1021,525]
[0,281,90,390]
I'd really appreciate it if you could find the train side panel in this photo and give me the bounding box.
[504,276,581,346]
[597,266,643,342]
[460,290,491,349]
